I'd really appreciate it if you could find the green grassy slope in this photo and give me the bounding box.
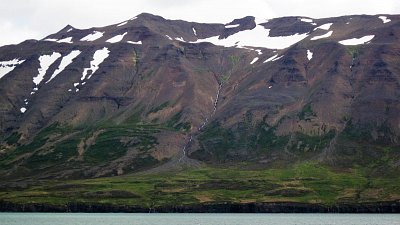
[1,162,399,207]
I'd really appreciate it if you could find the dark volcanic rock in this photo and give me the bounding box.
[1,200,399,213]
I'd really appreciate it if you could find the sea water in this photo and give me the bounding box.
[0,213,399,225]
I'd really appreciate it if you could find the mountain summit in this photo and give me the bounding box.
[0,13,399,182]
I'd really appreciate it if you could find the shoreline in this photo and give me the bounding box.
[1,201,399,213]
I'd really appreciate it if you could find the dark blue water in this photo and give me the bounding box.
[1,213,399,225]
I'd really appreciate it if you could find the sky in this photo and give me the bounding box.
[1,0,399,46]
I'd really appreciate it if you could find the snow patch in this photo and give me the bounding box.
[44,37,73,43]
[250,57,259,64]
[81,47,110,80]
[57,37,73,43]
[80,31,104,41]
[0,58,25,79]
[300,18,313,23]
[191,25,308,49]
[127,41,142,45]
[46,50,81,83]
[192,27,197,36]
[310,31,333,40]
[20,107,26,113]
[242,47,263,55]
[264,54,283,63]
[225,24,240,28]
[165,35,173,40]
[314,23,333,31]
[130,17,137,20]
[307,50,313,60]
[338,35,375,45]
[175,37,185,42]
[33,52,61,86]
[106,32,127,43]
[44,38,57,42]
[117,21,128,26]
[67,28,73,32]
[378,16,391,24]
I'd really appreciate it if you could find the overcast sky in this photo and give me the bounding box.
[1,0,399,46]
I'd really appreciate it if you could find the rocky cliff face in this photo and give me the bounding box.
[1,13,399,179]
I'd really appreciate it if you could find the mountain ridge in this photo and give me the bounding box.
[0,13,399,208]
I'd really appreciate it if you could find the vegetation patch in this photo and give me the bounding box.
[195,120,289,162]
[148,101,170,114]
[290,130,336,154]
[164,111,191,133]
[1,162,399,207]
[298,103,316,120]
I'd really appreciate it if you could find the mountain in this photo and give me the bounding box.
[0,13,399,211]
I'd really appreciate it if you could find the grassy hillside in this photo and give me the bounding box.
[1,162,399,208]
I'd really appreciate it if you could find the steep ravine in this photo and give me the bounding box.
[178,81,223,164]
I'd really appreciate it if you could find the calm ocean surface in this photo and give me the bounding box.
[1,213,399,225]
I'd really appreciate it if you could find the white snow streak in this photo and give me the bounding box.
[378,16,391,24]
[20,107,26,113]
[81,47,110,80]
[67,28,73,32]
[191,25,308,49]
[310,31,333,40]
[127,41,142,45]
[225,24,240,28]
[44,37,73,43]
[0,58,25,79]
[314,23,333,31]
[44,38,58,42]
[263,54,283,63]
[106,32,127,43]
[250,57,259,64]
[338,35,375,45]
[307,49,313,60]
[117,21,128,26]
[175,37,185,42]
[33,52,61,86]
[192,27,197,36]
[242,47,263,55]
[165,35,173,40]
[80,31,104,42]
[46,50,81,83]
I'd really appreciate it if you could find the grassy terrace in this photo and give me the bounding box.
[1,162,399,207]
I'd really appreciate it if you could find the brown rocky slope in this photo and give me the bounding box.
[0,13,399,180]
